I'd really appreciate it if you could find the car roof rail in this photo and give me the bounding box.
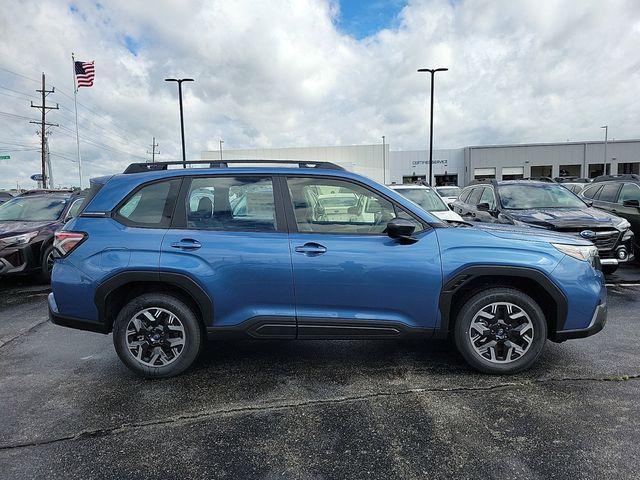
[18,189,76,196]
[524,176,556,183]
[468,179,498,186]
[592,173,640,183]
[123,160,346,174]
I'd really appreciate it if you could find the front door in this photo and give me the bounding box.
[283,175,442,338]
[160,175,295,335]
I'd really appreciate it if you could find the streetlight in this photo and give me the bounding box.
[418,67,448,186]
[601,125,608,176]
[165,78,194,168]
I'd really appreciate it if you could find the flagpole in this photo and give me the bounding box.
[71,52,83,189]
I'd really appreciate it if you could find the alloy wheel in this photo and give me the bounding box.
[125,307,186,367]
[468,302,534,363]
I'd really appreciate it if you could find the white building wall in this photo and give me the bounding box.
[388,148,465,185]
[202,144,390,184]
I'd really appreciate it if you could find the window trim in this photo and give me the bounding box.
[280,174,431,236]
[582,184,603,200]
[112,177,183,229]
[171,174,286,233]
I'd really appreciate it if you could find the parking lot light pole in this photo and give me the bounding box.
[382,135,386,184]
[165,78,194,168]
[418,67,448,186]
[601,125,608,175]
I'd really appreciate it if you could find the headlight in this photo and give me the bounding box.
[616,218,631,231]
[552,243,599,263]
[1,231,39,246]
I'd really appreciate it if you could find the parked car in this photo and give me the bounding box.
[580,174,640,259]
[451,179,634,274]
[390,184,464,223]
[50,160,607,378]
[434,186,461,205]
[0,189,85,281]
[0,191,14,205]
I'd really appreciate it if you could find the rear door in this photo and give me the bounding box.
[160,175,295,334]
[592,183,622,214]
[283,175,442,336]
[462,187,484,222]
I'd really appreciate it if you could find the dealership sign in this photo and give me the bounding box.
[412,159,448,166]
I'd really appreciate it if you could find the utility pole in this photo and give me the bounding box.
[30,73,58,189]
[219,139,224,160]
[45,135,54,188]
[601,125,608,175]
[146,137,159,162]
[417,67,448,186]
[382,135,386,184]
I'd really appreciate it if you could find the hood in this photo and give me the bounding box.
[472,222,593,246]
[0,220,56,238]
[504,207,624,230]
[433,210,464,222]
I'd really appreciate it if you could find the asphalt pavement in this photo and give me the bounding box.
[0,272,639,479]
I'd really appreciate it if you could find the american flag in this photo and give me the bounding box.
[74,61,95,89]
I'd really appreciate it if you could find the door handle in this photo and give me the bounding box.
[171,239,202,250]
[294,242,327,256]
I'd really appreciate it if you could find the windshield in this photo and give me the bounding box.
[498,184,586,209]
[436,187,460,197]
[0,196,67,221]
[396,188,448,212]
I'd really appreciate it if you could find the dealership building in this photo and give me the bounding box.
[202,139,640,187]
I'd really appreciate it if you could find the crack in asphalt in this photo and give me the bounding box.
[1,373,638,452]
[0,317,49,350]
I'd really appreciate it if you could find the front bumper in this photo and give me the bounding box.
[553,301,607,341]
[0,244,38,276]
[48,292,109,334]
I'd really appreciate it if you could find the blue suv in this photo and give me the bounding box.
[49,161,607,377]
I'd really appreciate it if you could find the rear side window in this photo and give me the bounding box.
[116,179,181,228]
[582,185,602,199]
[597,184,621,203]
[186,176,277,232]
[459,187,472,203]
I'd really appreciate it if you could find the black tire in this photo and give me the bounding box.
[454,288,547,374]
[602,264,618,275]
[113,293,203,378]
[38,244,55,283]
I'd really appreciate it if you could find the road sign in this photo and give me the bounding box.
[30,173,43,181]
[0,155,10,160]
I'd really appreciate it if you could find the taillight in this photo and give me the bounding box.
[53,231,86,257]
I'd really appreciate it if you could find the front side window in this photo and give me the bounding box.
[468,187,483,206]
[186,176,276,232]
[0,196,67,221]
[479,187,496,208]
[498,184,586,209]
[117,179,181,227]
[619,183,640,203]
[287,177,407,234]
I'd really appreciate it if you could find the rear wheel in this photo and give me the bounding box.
[454,288,547,374]
[113,293,203,378]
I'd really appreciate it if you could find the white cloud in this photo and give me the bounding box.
[0,0,639,189]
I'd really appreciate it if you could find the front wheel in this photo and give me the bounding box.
[454,288,547,374]
[113,293,203,378]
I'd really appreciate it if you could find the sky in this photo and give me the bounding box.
[1,0,640,189]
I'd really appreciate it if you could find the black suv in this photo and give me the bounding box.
[581,174,640,259]
[0,189,85,281]
[451,179,635,273]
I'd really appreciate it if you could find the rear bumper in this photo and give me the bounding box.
[48,292,109,334]
[552,301,607,341]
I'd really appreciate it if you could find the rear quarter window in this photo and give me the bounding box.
[115,179,182,228]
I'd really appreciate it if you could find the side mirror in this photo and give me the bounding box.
[476,202,491,212]
[386,218,418,244]
[623,199,640,208]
